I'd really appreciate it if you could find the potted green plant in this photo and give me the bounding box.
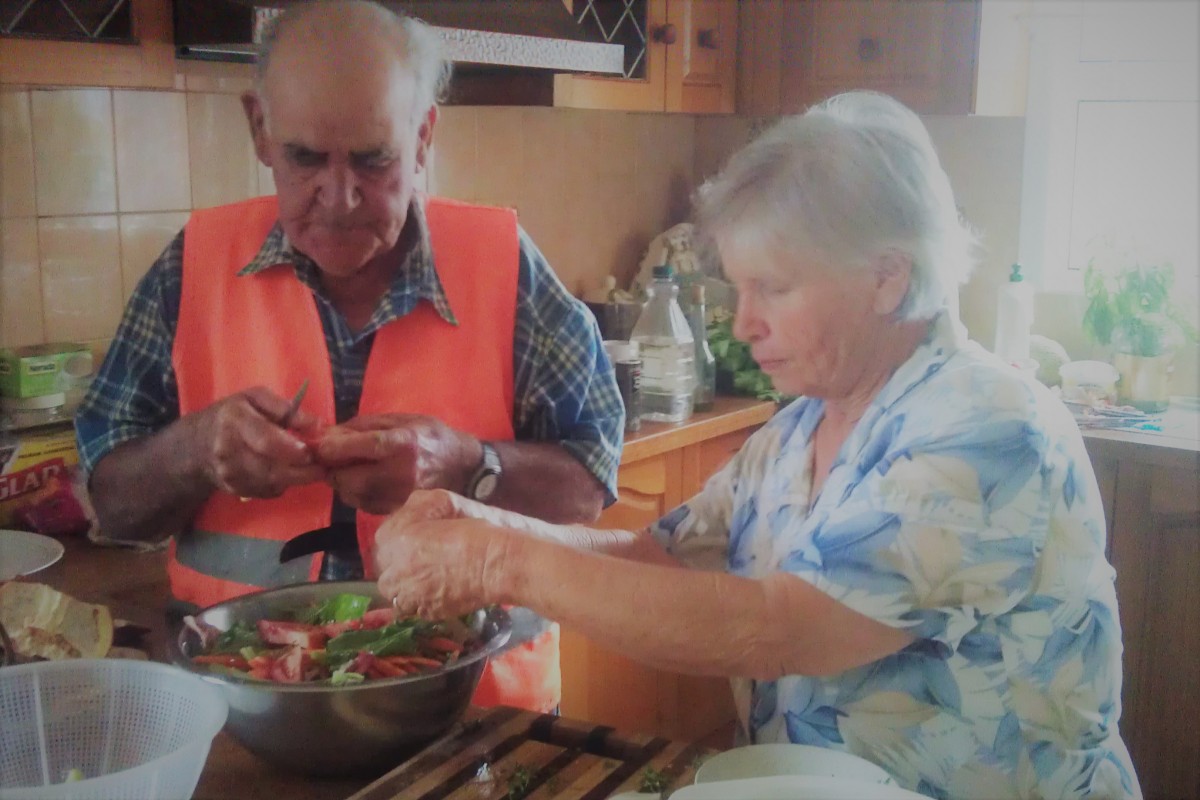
[1082,262,1198,412]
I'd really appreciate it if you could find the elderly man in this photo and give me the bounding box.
[75,0,623,712]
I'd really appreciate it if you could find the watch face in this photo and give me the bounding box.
[474,472,499,501]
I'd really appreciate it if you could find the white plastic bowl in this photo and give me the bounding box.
[0,659,228,800]
[694,743,896,786]
[676,775,929,799]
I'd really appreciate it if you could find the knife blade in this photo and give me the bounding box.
[278,523,358,563]
[278,378,310,429]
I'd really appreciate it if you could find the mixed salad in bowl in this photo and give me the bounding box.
[185,591,480,686]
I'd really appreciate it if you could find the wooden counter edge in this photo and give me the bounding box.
[620,397,776,465]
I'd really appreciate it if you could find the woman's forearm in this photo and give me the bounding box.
[492,535,912,679]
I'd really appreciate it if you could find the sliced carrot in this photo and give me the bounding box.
[405,655,445,669]
[371,658,404,678]
[425,637,463,654]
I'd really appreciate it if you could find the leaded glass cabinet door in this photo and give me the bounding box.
[555,0,668,111]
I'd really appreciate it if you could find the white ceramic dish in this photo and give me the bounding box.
[674,775,928,799]
[694,744,896,786]
[0,529,64,581]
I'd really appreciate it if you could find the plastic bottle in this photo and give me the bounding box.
[993,263,1034,366]
[686,283,716,412]
[631,265,695,423]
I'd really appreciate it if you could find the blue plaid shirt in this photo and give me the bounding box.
[76,200,623,505]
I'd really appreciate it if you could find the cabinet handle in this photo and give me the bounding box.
[857,37,881,62]
[697,28,719,49]
[652,23,677,45]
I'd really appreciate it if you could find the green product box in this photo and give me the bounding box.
[0,343,94,399]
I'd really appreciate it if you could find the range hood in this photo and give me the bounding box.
[175,0,625,104]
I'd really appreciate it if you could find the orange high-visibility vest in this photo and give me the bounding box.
[170,195,559,712]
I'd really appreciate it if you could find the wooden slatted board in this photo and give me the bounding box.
[347,706,716,800]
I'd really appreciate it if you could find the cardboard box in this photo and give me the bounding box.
[0,423,95,537]
[0,343,93,399]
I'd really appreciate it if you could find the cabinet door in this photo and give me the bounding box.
[682,426,757,498]
[740,0,979,116]
[1107,460,1200,800]
[665,0,737,113]
[554,0,669,111]
[0,0,174,89]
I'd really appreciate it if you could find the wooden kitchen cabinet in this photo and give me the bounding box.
[558,397,775,740]
[554,0,737,114]
[738,0,980,116]
[0,0,174,88]
[1084,421,1200,800]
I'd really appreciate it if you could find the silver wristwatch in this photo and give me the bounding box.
[466,442,502,502]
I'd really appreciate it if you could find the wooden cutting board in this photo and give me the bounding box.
[347,706,717,800]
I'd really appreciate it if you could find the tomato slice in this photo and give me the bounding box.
[269,645,308,683]
[258,619,329,649]
[358,608,399,630]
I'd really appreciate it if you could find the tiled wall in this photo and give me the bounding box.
[0,61,696,357]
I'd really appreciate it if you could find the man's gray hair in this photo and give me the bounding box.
[255,0,452,124]
[695,91,976,320]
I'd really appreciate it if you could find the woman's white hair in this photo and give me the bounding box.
[255,0,452,126]
[695,91,976,320]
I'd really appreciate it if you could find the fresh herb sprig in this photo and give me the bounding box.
[707,311,782,402]
[506,763,536,799]
[639,765,671,795]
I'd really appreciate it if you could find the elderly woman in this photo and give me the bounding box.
[375,92,1141,800]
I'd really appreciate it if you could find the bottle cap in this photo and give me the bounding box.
[1009,263,1024,282]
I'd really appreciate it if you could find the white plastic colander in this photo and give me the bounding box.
[0,659,228,800]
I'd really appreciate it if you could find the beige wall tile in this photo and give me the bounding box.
[0,218,43,346]
[634,114,697,260]
[473,107,524,208]
[693,116,757,184]
[31,89,117,216]
[38,215,123,342]
[508,108,569,274]
[1,91,36,218]
[118,211,190,300]
[114,90,191,212]
[428,106,476,201]
[181,61,255,94]
[187,92,259,209]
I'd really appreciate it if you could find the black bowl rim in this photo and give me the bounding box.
[167,580,511,693]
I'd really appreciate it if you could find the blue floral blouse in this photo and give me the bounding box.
[652,313,1142,799]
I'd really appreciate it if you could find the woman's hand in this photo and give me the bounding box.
[374,491,519,619]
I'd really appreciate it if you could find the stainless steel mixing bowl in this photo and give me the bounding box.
[168,581,511,777]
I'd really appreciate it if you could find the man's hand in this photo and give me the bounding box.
[313,414,481,515]
[374,494,516,619]
[196,387,326,499]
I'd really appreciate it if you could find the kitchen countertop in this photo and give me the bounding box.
[618,396,777,464]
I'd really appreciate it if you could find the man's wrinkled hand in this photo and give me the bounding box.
[198,386,326,499]
[314,414,480,515]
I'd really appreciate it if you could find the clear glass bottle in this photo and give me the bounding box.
[686,283,716,412]
[630,265,694,423]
